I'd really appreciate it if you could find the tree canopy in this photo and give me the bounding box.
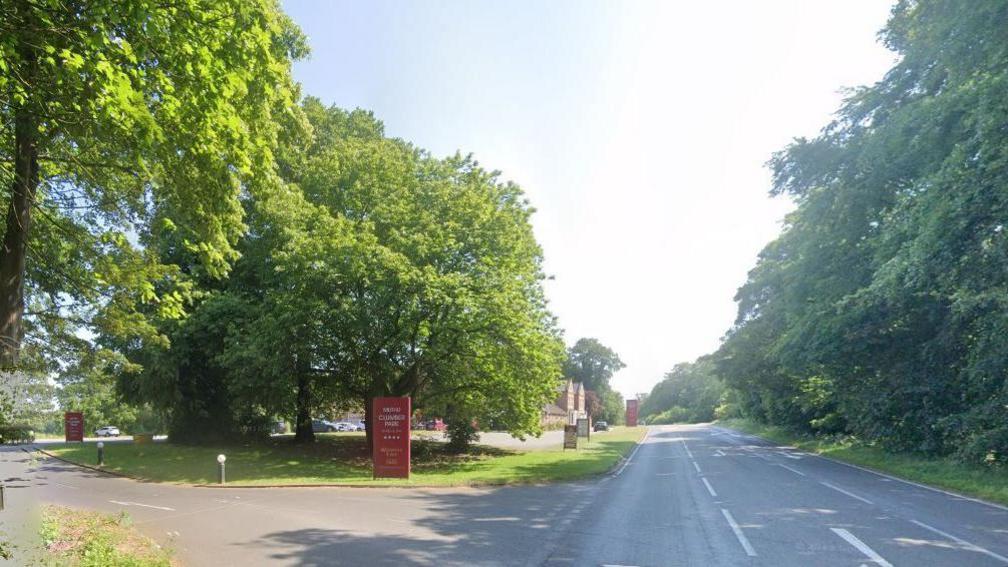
[715,0,1008,465]
[0,0,306,368]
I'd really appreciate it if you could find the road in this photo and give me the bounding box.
[7,423,1008,566]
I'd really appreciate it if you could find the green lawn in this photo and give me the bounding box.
[42,427,645,487]
[718,418,1008,506]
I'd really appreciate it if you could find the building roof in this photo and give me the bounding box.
[543,403,566,416]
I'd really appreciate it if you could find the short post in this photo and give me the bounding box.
[96,441,104,466]
[217,454,226,485]
[1,482,5,511]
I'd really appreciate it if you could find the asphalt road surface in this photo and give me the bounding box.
[6,424,1008,566]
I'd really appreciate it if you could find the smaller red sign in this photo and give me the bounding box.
[65,412,84,442]
[372,397,411,478]
[626,399,639,427]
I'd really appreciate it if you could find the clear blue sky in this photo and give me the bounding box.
[282,0,896,398]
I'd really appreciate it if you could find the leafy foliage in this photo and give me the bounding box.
[640,357,725,424]
[716,0,1008,465]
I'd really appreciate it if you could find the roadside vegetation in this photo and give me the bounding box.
[720,418,1008,507]
[38,505,174,567]
[42,428,644,487]
[638,2,1008,483]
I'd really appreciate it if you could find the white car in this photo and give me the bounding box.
[95,426,120,437]
[334,422,355,431]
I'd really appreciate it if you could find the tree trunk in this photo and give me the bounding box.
[0,106,39,369]
[293,374,314,443]
[1,12,39,370]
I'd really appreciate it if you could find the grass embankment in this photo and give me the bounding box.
[39,505,175,566]
[42,427,645,487]
[719,417,1008,506]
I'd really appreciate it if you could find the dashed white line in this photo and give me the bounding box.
[830,528,892,567]
[721,508,757,557]
[109,500,176,511]
[910,520,1008,564]
[692,461,702,474]
[820,481,873,505]
[680,439,694,459]
[701,477,718,497]
[778,464,806,477]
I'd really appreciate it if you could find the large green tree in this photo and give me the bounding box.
[718,0,1008,463]
[0,0,306,367]
[563,338,626,423]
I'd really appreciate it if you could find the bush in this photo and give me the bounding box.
[0,425,35,444]
[445,419,480,453]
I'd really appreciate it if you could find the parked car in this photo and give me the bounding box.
[354,421,366,431]
[334,422,355,432]
[95,426,120,437]
[311,419,339,433]
[593,420,609,432]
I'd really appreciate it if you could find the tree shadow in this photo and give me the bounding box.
[242,482,599,565]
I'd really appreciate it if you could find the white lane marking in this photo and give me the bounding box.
[613,428,649,476]
[601,564,640,567]
[713,449,726,457]
[782,453,802,460]
[681,439,694,459]
[778,464,806,477]
[656,472,675,476]
[715,425,1008,513]
[820,481,874,505]
[830,528,893,567]
[701,477,718,497]
[720,508,757,556]
[692,461,702,474]
[109,500,176,511]
[910,520,1008,564]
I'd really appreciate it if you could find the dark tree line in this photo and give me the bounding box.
[715,0,1008,465]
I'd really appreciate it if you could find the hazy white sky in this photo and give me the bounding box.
[284,0,897,398]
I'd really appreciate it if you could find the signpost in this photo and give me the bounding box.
[563,425,578,450]
[64,412,84,443]
[576,417,590,440]
[372,397,411,478]
[626,399,639,427]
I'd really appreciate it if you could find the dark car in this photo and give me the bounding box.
[593,420,609,432]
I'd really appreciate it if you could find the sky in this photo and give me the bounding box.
[282,0,897,399]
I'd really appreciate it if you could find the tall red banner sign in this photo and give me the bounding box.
[626,399,638,427]
[372,397,411,478]
[65,411,84,442]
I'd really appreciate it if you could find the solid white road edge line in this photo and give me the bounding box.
[819,481,874,505]
[701,477,718,497]
[910,519,1008,564]
[613,428,649,477]
[720,508,757,557]
[830,528,893,567]
[108,500,176,511]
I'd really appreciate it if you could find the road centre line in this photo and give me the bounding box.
[720,508,757,557]
[680,439,694,459]
[109,500,176,511]
[778,464,806,477]
[820,481,874,505]
[701,477,718,497]
[910,520,1008,564]
[830,528,893,567]
[692,461,702,473]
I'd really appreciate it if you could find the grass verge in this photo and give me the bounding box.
[41,427,645,487]
[718,417,1008,507]
[38,505,175,566]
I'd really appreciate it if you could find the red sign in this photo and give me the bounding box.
[65,412,84,442]
[372,397,411,478]
[626,399,638,427]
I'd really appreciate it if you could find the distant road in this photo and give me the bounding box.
[15,424,1008,566]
